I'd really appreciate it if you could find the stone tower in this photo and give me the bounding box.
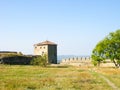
[34,40,57,64]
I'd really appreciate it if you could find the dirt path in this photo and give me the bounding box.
[99,75,119,90]
[89,69,119,90]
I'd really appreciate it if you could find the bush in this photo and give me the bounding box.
[30,55,47,67]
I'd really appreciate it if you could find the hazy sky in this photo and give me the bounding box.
[0,0,120,55]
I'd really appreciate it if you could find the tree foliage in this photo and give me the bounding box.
[91,30,120,67]
[30,54,47,67]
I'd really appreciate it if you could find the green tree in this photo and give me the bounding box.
[91,30,120,67]
[30,54,47,67]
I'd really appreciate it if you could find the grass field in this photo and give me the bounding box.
[0,65,120,90]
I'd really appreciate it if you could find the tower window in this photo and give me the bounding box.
[42,51,44,55]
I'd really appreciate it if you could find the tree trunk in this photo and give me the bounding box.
[97,61,101,67]
[113,59,119,68]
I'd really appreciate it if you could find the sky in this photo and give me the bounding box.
[0,0,120,55]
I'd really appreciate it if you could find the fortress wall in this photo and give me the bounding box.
[61,57,91,63]
[60,57,92,66]
[60,57,115,67]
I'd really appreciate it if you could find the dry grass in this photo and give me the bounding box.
[0,65,119,90]
[94,67,120,88]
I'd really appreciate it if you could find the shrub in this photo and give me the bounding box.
[30,55,47,67]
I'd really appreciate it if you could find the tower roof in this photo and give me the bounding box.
[35,40,57,46]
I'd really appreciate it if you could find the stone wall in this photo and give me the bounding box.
[60,57,115,67]
[0,55,36,65]
[60,57,92,66]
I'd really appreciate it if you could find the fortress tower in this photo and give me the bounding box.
[34,40,57,64]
